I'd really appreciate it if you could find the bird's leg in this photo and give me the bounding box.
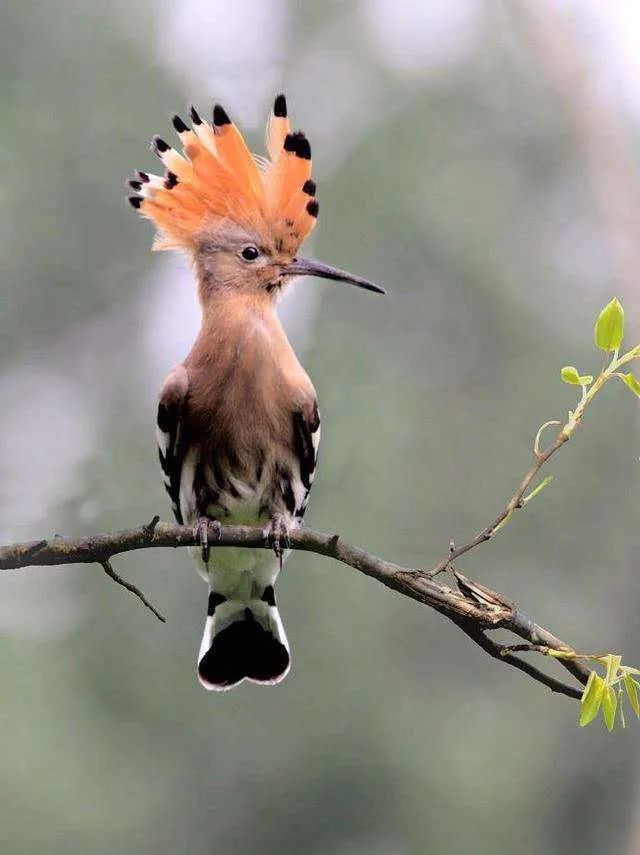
[193,517,222,565]
[263,514,291,571]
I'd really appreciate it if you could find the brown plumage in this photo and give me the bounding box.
[129,94,383,691]
[187,292,315,450]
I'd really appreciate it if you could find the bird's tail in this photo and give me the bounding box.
[197,585,290,691]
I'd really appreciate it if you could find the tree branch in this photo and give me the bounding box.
[0,519,589,700]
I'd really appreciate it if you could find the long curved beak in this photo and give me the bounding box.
[283,257,385,295]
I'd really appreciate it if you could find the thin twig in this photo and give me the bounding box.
[427,333,640,582]
[449,617,582,700]
[427,431,568,577]
[143,514,160,537]
[500,643,552,656]
[100,558,166,623]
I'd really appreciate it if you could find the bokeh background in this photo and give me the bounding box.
[1,1,640,853]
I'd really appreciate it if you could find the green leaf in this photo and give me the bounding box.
[580,672,605,726]
[561,366,592,386]
[603,653,622,685]
[561,366,581,385]
[623,675,640,717]
[522,475,554,505]
[619,373,640,398]
[594,298,624,352]
[602,685,618,731]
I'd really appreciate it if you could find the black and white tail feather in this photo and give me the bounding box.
[198,586,290,691]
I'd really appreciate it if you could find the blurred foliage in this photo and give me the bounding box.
[1,2,640,855]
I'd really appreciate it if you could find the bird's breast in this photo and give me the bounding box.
[181,302,316,525]
[182,442,306,527]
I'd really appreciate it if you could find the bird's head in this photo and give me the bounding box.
[128,95,384,307]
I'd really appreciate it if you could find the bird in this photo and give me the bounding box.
[127,94,384,691]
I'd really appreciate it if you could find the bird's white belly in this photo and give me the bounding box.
[189,533,293,597]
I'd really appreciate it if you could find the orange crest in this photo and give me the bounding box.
[128,95,318,256]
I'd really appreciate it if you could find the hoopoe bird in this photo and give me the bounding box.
[128,95,383,691]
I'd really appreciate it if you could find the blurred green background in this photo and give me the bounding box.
[1,1,640,853]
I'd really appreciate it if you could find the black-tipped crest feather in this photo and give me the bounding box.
[213,104,231,127]
[152,135,170,154]
[274,94,287,117]
[172,114,189,134]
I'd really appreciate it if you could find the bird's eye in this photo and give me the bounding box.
[241,245,260,261]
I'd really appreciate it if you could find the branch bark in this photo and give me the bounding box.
[0,519,589,700]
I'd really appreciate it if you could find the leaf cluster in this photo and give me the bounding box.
[561,298,640,405]
[579,655,640,731]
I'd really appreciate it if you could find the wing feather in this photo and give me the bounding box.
[157,365,189,524]
[292,400,321,519]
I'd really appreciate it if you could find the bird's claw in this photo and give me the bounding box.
[263,515,290,569]
[194,517,221,564]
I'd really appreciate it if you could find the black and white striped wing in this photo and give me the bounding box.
[156,365,189,524]
[292,400,321,520]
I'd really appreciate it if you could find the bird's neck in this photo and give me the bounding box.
[188,288,294,374]
[185,288,313,422]
[199,288,278,339]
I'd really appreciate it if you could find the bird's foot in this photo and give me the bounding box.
[263,514,291,569]
[194,517,222,565]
